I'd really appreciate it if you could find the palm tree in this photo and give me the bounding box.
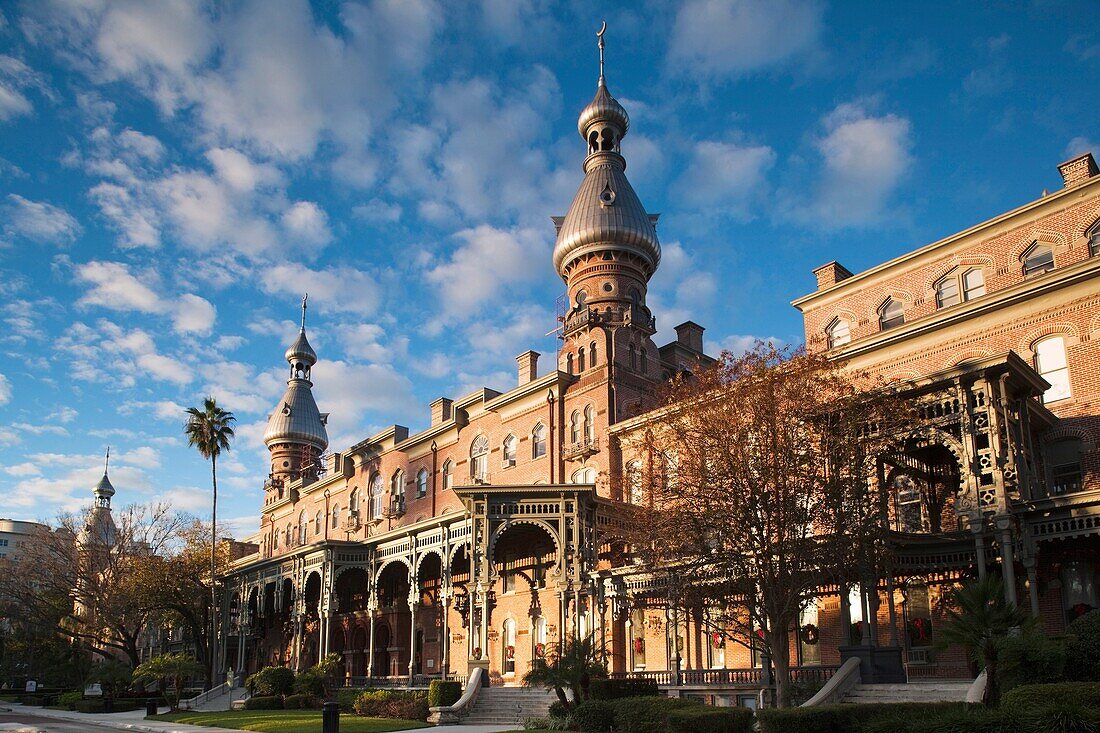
[522,636,607,711]
[184,397,235,688]
[937,576,1033,706]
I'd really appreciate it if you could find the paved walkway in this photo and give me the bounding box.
[0,704,250,733]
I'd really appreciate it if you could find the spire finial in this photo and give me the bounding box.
[597,21,606,85]
[301,293,308,331]
[104,446,110,474]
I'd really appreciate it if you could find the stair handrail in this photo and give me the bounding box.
[427,667,485,724]
[180,681,229,710]
[800,656,862,707]
[965,669,987,704]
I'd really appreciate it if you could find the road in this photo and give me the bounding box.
[0,710,123,732]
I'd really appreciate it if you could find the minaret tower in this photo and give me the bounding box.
[79,448,118,549]
[553,23,662,422]
[263,295,329,498]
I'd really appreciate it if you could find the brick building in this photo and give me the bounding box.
[219,42,1100,703]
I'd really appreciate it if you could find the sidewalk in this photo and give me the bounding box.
[0,704,251,733]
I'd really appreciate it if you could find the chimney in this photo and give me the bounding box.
[430,397,453,426]
[813,261,854,290]
[516,350,540,386]
[1058,152,1098,188]
[674,322,704,353]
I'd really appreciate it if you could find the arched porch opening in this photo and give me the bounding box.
[375,561,411,678]
[884,440,963,534]
[417,554,444,676]
[489,522,558,681]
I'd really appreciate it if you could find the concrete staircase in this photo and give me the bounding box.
[463,685,558,725]
[842,680,973,704]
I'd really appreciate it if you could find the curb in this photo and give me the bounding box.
[2,705,250,733]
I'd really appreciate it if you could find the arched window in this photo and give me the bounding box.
[1034,335,1071,402]
[578,348,586,371]
[583,405,595,442]
[1089,219,1100,257]
[963,268,986,299]
[502,434,517,467]
[904,583,933,650]
[936,268,986,308]
[349,488,359,515]
[535,616,547,648]
[590,342,597,366]
[878,298,904,330]
[442,459,453,490]
[391,469,405,503]
[629,342,637,370]
[470,435,489,481]
[532,423,546,459]
[502,618,516,674]
[273,527,279,550]
[827,319,850,349]
[416,468,428,498]
[566,353,573,374]
[331,503,340,529]
[1022,242,1054,276]
[626,460,643,504]
[571,467,596,484]
[570,411,581,444]
[639,346,648,373]
[314,510,322,535]
[1048,438,1084,494]
[370,473,384,519]
[298,511,307,545]
[285,524,292,547]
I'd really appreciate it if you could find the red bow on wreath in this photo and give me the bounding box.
[711,632,723,649]
[506,645,515,660]
[633,637,644,654]
[534,643,545,658]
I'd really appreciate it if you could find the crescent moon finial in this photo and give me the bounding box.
[597,21,607,83]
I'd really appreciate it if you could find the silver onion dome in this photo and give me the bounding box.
[263,380,328,451]
[285,329,317,366]
[577,81,629,140]
[94,471,115,500]
[553,159,660,277]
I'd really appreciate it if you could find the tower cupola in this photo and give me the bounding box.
[264,296,329,490]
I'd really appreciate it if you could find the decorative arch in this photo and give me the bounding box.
[942,348,994,368]
[374,556,413,584]
[333,564,371,582]
[448,540,471,561]
[1020,323,1080,356]
[1010,230,1063,263]
[1041,425,1095,451]
[487,518,561,568]
[415,548,446,575]
[926,254,996,289]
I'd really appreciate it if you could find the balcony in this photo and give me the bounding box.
[563,307,598,335]
[471,470,491,485]
[563,437,600,462]
[341,511,361,532]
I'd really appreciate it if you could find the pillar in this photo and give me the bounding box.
[1024,558,1041,618]
[408,594,418,683]
[996,515,1019,607]
[972,521,988,581]
[886,575,900,647]
[367,601,377,680]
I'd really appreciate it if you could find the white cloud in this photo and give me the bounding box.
[670,140,775,219]
[260,264,381,317]
[3,462,42,477]
[172,294,216,334]
[795,101,913,228]
[75,261,164,313]
[118,445,161,470]
[0,372,9,406]
[88,181,160,248]
[48,406,78,423]
[282,201,332,246]
[426,225,549,316]
[205,147,282,192]
[1,194,82,245]
[668,0,822,80]
[1065,137,1096,160]
[310,359,419,449]
[715,334,784,357]
[353,199,402,224]
[0,54,51,121]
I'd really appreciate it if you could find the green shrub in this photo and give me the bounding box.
[1002,682,1100,713]
[589,678,660,700]
[428,679,462,708]
[335,687,360,712]
[56,691,83,710]
[756,702,973,733]
[283,693,319,709]
[351,689,428,720]
[861,707,1012,733]
[1022,702,1100,733]
[245,666,295,697]
[548,700,569,718]
[569,699,616,732]
[668,706,754,733]
[74,699,105,713]
[292,669,325,697]
[243,695,284,710]
[1066,610,1100,682]
[610,696,700,733]
[998,628,1066,693]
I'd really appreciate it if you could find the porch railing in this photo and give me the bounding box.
[341,672,466,689]
[610,665,839,688]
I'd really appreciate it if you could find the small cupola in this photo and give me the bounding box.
[577,22,630,158]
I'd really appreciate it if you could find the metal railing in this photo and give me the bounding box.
[609,665,839,689]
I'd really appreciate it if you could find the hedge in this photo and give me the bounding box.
[589,678,660,700]
[668,707,753,733]
[1066,611,1100,682]
[569,699,616,732]
[243,695,284,710]
[72,699,142,713]
[756,702,971,733]
[428,679,462,708]
[283,693,320,709]
[1001,682,1100,713]
[56,691,83,710]
[246,666,295,697]
[352,689,429,720]
[609,696,701,733]
[335,688,361,712]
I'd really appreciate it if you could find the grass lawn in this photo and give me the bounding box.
[150,710,430,733]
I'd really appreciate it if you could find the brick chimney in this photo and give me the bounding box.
[516,350,540,386]
[1058,152,1099,188]
[430,397,453,426]
[813,261,854,290]
[674,322,704,353]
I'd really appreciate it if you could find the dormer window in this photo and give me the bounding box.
[936,268,985,308]
[878,298,904,330]
[826,318,850,349]
[1022,243,1054,277]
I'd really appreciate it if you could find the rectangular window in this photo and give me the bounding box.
[1035,336,1071,403]
[936,279,960,308]
[963,269,986,299]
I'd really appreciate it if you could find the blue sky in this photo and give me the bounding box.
[0,0,1096,534]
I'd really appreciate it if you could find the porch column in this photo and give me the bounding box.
[408,586,419,684]
[867,577,880,647]
[859,584,872,645]
[367,600,377,680]
[995,515,1019,607]
[1023,557,1041,617]
[886,574,900,647]
[839,583,852,645]
[669,605,682,687]
[971,521,988,581]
